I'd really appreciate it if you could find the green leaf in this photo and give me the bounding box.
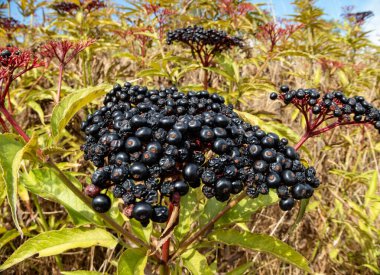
[209,229,311,272]
[181,249,213,275]
[218,191,278,226]
[0,166,6,207]
[0,228,33,249]
[175,188,202,240]
[136,68,168,78]
[0,133,38,234]
[21,168,104,226]
[289,198,310,233]
[226,262,253,275]
[51,84,111,138]
[27,101,45,125]
[130,219,152,244]
[61,271,104,275]
[205,67,234,82]
[0,227,118,271]
[200,191,278,228]
[117,248,148,275]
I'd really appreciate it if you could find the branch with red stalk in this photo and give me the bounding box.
[0,46,45,132]
[40,39,95,103]
[270,85,380,151]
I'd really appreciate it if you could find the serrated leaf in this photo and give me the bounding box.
[117,248,148,275]
[51,84,111,138]
[0,227,118,271]
[0,133,38,234]
[27,101,45,125]
[181,249,213,275]
[21,168,104,226]
[209,229,311,272]
[136,68,168,78]
[0,227,36,249]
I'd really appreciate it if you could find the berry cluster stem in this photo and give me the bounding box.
[160,201,175,274]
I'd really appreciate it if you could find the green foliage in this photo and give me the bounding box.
[209,229,311,272]
[21,168,107,226]
[51,84,111,139]
[0,227,118,271]
[117,248,148,275]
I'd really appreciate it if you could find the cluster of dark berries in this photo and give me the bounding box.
[1,46,23,66]
[81,83,320,226]
[166,25,244,51]
[50,2,80,14]
[270,85,380,134]
[0,17,24,32]
[51,0,105,15]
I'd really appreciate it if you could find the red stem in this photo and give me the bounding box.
[294,132,311,151]
[0,105,30,142]
[0,114,9,131]
[161,202,174,264]
[56,64,64,103]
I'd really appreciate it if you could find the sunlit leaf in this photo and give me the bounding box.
[209,229,311,272]
[51,84,111,139]
[0,227,118,271]
[117,248,148,275]
[181,249,213,275]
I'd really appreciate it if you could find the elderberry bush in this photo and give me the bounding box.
[270,85,380,134]
[81,83,320,226]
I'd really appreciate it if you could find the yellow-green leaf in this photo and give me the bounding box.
[117,248,148,275]
[51,84,111,139]
[0,227,118,271]
[21,168,104,226]
[181,249,213,275]
[209,229,311,272]
[0,133,38,234]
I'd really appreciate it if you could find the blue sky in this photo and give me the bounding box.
[258,0,379,43]
[4,0,379,43]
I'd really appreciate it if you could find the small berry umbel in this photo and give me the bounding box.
[270,85,380,150]
[81,82,320,226]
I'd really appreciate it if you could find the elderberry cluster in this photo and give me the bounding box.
[81,83,320,226]
[270,85,380,133]
[166,25,244,51]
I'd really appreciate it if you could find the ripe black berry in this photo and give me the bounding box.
[183,163,201,183]
[173,180,189,196]
[129,162,149,180]
[125,137,142,153]
[279,197,295,211]
[215,178,232,196]
[132,202,153,221]
[151,206,169,223]
[92,194,112,213]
